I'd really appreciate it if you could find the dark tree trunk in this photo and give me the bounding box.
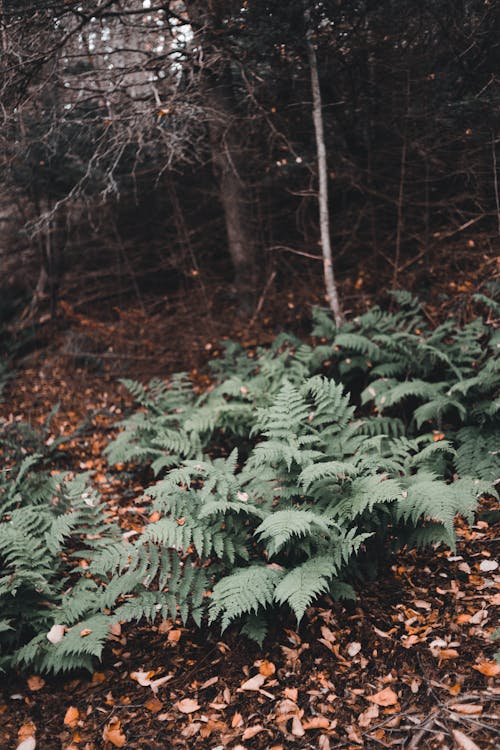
[185,1,256,310]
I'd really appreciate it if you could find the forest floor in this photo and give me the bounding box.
[0,265,499,750]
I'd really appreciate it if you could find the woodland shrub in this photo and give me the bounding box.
[0,293,498,673]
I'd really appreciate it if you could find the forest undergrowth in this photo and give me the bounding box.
[0,289,498,750]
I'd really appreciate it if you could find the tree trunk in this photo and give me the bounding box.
[305,5,344,328]
[184,1,256,310]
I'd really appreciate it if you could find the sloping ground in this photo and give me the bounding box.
[1,286,499,750]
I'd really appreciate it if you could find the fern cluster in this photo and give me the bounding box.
[2,291,497,672]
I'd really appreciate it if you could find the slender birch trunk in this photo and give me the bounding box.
[305,7,344,328]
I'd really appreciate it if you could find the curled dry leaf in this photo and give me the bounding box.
[79,628,92,637]
[452,729,482,750]
[144,697,163,713]
[102,717,126,748]
[176,698,200,714]
[46,624,65,644]
[63,706,79,728]
[367,687,399,706]
[358,703,379,727]
[291,715,305,737]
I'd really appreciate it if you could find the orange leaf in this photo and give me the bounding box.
[258,660,276,677]
[102,718,126,748]
[79,628,92,638]
[27,676,45,692]
[63,706,79,728]
[176,698,200,714]
[303,716,330,730]
[367,687,398,706]
[473,661,500,677]
[167,629,181,643]
[438,648,459,661]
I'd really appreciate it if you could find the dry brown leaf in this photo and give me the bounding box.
[27,676,45,692]
[18,722,36,743]
[63,706,80,728]
[347,641,362,657]
[438,648,460,661]
[79,628,92,637]
[109,622,121,636]
[176,698,200,714]
[452,729,482,750]
[242,725,265,740]
[181,722,201,738]
[291,715,305,737]
[449,683,462,696]
[318,736,331,750]
[473,661,500,677]
[358,703,379,727]
[239,673,266,691]
[367,687,398,706]
[92,672,106,684]
[102,718,126,748]
[347,724,364,745]
[16,739,36,750]
[167,629,181,643]
[283,687,298,702]
[144,697,163,713]
[258,660,276,676]
[449,703,483,715]
[231,712,243,728]
[302,716,330,730]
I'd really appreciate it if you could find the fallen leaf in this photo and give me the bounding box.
[450,703,483,715]
[347,641,362,657]
[27,676,45,692]
[283,687,298,702]
[102,717,126,748]
[303,716,330,730]
[64,706,79,728]
[242,725,265,740]
[231,712,243,728]
[473,661,500,677]
[438,648,460,661]
[258,660,276,676]
[358,703,379,727]
[240,673,265,691]
[367,687,398,706]
[79,628,92,637]
[145,697,163,713]
[46,624,65,644]
[452,729,482,750]
[291,715,305,737]
[16,740,36,750]
[130,670,154,687]
[167,629,181,643]
[176,698,200,714]
[347,724,364,744]
[92,672,106,684]
[479,559,498,572]
[109,622,122,636]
